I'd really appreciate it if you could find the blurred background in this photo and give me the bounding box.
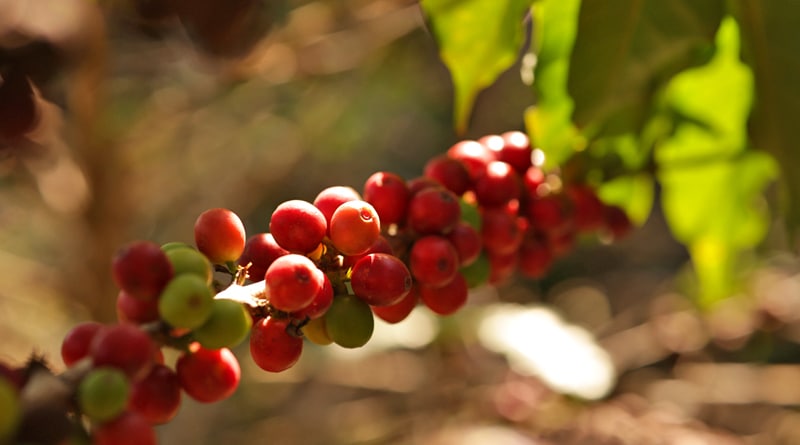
[2,0,800,443]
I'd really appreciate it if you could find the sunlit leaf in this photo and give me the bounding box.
[420,0,533,134]
[568,0,725,137]
[597,173,654,226]
[732,1,800,241]
[525,0,585,169]
[656,17,777,307]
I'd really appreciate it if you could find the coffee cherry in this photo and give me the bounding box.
[290,273,334,320]
[78,367,130,423]
[407,187,461,235]
[158,274,214,330]
[116,290,160,325]
[193,299,253,350]
[481,208,524,255]
[446,221,482,266]
[350,253,412,306]
[473,161,521,207]
[324,294,374,348]
[269,199,327,254]
[497,131,533,174]
[164,246,213,284]
[447,139,496,180]
[112,241,174,301]
[409,235,460,287]
[237,233,289,282]
[424,154,472,196]
[525,194,569,233]
[264,254,324,313]
[362,171,409,226]
[604,205,633,240]
[419,273,468,316]
[92,411,156,445]
[176,345,240,403]
[329,200,381,256]
[249,316,304,372]
[90,324,156,380]
[313,185,362,231]
[128,364,182,425]
[519,235,553,279]
[301,316,333,345]
[567,184,606,231]
[194,208,246,264]
[62,321,105,367]
[371,285,419,324]
[488,250,518,285]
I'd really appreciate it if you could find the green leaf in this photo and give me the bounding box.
[731,1,800,240]
[421,0,534,134]
[656,17,777,307]
[597,173,654,226]
[568,0,725,137]
[525,0,585,168]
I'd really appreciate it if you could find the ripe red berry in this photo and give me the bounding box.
[488,250,518,285]
[92,411,157,445]
[237,233,289,282]
[269,200,327,254]
[519,236,553,278]
[61,321,105,367]
[525,195,569,233]
[264,254,324,312]
[313,186,362,231]
[481,208,524,255]
[523,166,547,197]
[194,208,247,264]
[473,161,521,207]
[350,253,413,306]
[604,205,633,240]
[446,221,482,266]
[362,172,409,226]
[128,364,182,424]
[371,285,419,324]
[90,324,156,380]
[447,139,496,181]
[423,154,472,196]
[497,131,533,174]
[176,345,240,403]
[409,235,460,288]
[249,316,303,373]
[116,290,160,325]
[342,235,394,269]
[111,241,174,301]
[329,200,381,256]
[407,187,461,235]
[567,184,606,232]
[290,273,334,320]
[419,273,468,316]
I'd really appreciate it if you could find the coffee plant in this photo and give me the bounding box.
[2,0,800,444]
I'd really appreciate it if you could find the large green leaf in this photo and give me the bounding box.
[656,17,777,307]
[568,0,725,137]
[524,0,585,169]
[420,0,534,134]
[731,2,800,241]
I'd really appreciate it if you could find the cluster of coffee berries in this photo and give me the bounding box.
[0,131,632,445]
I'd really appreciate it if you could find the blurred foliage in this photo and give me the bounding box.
[2,0,800,444]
